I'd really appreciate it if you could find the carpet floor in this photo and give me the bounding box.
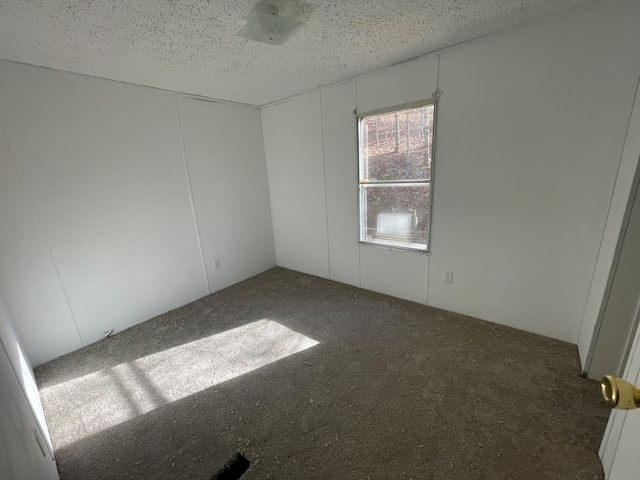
[35,267,610,479]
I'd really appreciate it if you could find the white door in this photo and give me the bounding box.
[600,309,640,478]
[0,294,58,480]
[0,339,59,480]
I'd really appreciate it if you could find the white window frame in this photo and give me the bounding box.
[357,99,437,253]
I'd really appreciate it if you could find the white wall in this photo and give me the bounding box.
[261,0,640,343]
[176,97,275,293]
[0,121,83,365]
[321,82,360,287]
[0,293,58,480]
[355,56,439,303]
[262,92,330,278]
[262,57,438,303]
[0,61,275,366]
[3,3,637,370]
[430,1,640,343]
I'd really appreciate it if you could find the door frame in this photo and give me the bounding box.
[580,76,640,377]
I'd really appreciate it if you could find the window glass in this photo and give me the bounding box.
[360,183,430,249]
[360,105,433,182]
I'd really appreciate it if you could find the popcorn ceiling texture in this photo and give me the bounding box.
[0,0,594,105]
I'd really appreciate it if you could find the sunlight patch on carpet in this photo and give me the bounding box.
[41,320,318,448]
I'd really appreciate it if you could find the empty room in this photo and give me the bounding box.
[2,0,640,479]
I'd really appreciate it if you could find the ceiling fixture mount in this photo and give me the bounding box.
[238,4,304,46]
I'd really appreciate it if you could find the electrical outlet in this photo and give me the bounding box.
[214,258,221,270]
[444,271,454,283]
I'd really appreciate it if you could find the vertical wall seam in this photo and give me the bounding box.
[319,91,332,280]
[354,81,362,288]
[0,121,85,347]
[425,256,430,306]
[173,96,211,295]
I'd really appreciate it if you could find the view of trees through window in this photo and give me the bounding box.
[359,103,434,250]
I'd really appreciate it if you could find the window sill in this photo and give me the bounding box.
[358,241,430,255]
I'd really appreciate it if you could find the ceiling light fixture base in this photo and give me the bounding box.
[238,4,303,46]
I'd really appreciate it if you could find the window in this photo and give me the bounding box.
[358,101,435,251]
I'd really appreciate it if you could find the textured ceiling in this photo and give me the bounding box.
[0,0,596,106]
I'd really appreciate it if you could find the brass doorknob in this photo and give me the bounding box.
[601,375,640,410]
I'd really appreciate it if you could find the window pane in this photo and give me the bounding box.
[360,183,430,249]
[360,105,433,182]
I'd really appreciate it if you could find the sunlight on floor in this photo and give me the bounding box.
[41,320,319,449]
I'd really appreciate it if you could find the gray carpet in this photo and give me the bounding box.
[35,267,609,479]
